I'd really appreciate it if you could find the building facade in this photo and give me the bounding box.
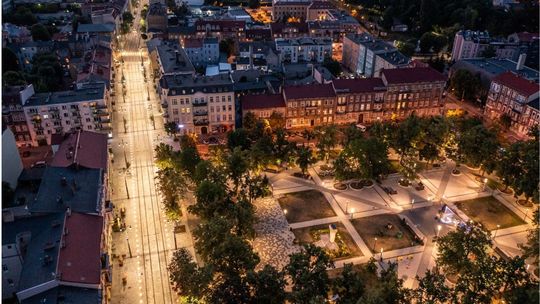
[160,74,235,135]
[272,1,310,21]
[182,37,219,67]
[484,71,540,137]
[2,84,34,146]
[23,83,110,146]
[275,37,332,63]
[342,34,410,77]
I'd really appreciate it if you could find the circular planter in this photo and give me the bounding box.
[451,169,462,176]
[517,199,534,207]
[398,179,411,188]
[464,164,480,170]
[497,187,513,195]
[362,179,374,188]
[334,182,348,190]
[350,182,364,190]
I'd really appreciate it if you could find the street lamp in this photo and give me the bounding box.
[380,247,384,262]
[525,208,530,220]
[373,237,377,252]
[345,200,349,214]
[350,207,355,219]
[126,237,133,258]
[283,209,288,215]
[436,225,442,237]
[494,224,500,238]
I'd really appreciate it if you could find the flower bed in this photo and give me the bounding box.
[334,182,347,190]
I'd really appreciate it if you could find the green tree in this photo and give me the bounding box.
[3,71,26,86]
[322,56,342,77]
[332,263,366,304]
[315,124,338,163]
[154,143,175,169]
[334,137,391,181]
[296,145,315,177]
[499,113,513,130]
[168,248,212,301]
[512,137,539,203]
[496,142,523,191]
[458,124,499,175]
[243,112,258,130]
[419,32,447,53]
[520,209,539,265]
[227,147,250,192]
[247,265,287,304]
[268,111,286,130]
[155,166,186,217]
[286,244,334,304]
[414,268,451,304]
[396,41,416,57]
[2,48,20,72]
[31,23,51,41]
[27,53,63,92]
[228,128,251,150]
[122,12,134,24]
[164,121,178,137]
[449,69,482,102]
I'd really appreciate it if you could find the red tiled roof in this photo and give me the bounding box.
[516,32,539,43]
[332,78,386,93]
[57,212,103,285]
[381,67,446,84]
[241,94,285,110]
[284,83,336,99]
[493,71,539,96]
[183,38,203,48]
[51,130,108,170]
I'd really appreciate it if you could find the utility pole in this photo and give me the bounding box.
[126,237,133,258]
[124,177,130,199]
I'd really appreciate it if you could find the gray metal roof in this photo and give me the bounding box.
[155,42,195,75]
[23,84,106,107]
[30,167,102,214]
[459,58,539,81]
[21,286,100,304]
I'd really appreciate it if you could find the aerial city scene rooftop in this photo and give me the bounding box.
[1,0,539,302]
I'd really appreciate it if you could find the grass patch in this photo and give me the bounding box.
[292,222,362,260]
[351,214,421,253]
[455,196,526,230]
[278,190,336,223]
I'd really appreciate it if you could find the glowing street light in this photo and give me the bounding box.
[350,207,355,219]
[380,247,384,261]
[494,224,501,238]
[283,209,288,215]
[373,237,377,251]
[436,225,442,237]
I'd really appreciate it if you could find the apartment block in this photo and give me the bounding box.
[240,66,446,129]
[485,71,540,137]
[160,74,235,135]
[182,37,219,67]
[23,83,110,146]
[342,33,410,77]
[275,37,332,63]
[272,1,310,21]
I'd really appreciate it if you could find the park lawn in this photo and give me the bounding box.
[351,214,421,253]
[455,196,526,230]
[292,222,362,260]
[278,190,336,223]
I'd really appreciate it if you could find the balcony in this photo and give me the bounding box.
[94,109,109,117]
[193,109,208,116]
[194,119,209,126]
[192,100,207,107]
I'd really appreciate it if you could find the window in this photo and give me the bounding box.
[229,114,232,121]
[222,96,225,102]
[222,105,226,111]
[210,97,213,103]
[173,109,179,115]
[222,114,226,121]
[172,99,178,105]
[210,106,214,112]
[186,108,191,113]
[228,105,232,111]
[3,264,7,272]
[228,96,232,102]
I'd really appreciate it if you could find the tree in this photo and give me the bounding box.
[248,0,260,9]
[332,263,366,304]
[414,268,451,304]
[154,143,175,169]
[227,147,250,192]
[322,57,342,77]
[480,45,497,58]
[220,38,235,58]
[449,69,482,102]
[2,182,15,206]
[496,142,523,191]
[334,137,391,181]
[31,23,51,41]
[499,113,513,130]
[228,128,251,151]
[164,121,178,137]
[458,124,499,175]
[122,12,134,24]
[2,48,20,72]
[168,248,212,301]
[3,71,26,86]
[396,41,416,57]
[243,112,258,130]
[27,53,63,92]
[268,111,286,130]
[247,265,287,304]
[7,7,38,26]
[315,124,338,163]
[286,244,334,304]
[512,137,539,203]
[296,145,314,177]
[419,32,446,53]
[155,166,186,218]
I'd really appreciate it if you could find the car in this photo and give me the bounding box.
[356,124,367,132]
[31,161,47,168]
[22,151,31,158]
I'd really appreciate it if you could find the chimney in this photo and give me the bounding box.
[516,53,526,71]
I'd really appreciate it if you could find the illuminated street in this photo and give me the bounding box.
[108,3,194,304]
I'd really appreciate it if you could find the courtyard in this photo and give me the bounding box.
[455,196,526,230]
[351,214,422,253]
[278,190,336,223]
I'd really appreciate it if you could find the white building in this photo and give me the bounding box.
[342,33,410,77]
[1,128,23,189]
[23,83,111,146]
[275,37,332,64]
[182,37,219,67]
[160,74,235,135]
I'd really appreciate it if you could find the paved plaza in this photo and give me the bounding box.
[252,159,535,286]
